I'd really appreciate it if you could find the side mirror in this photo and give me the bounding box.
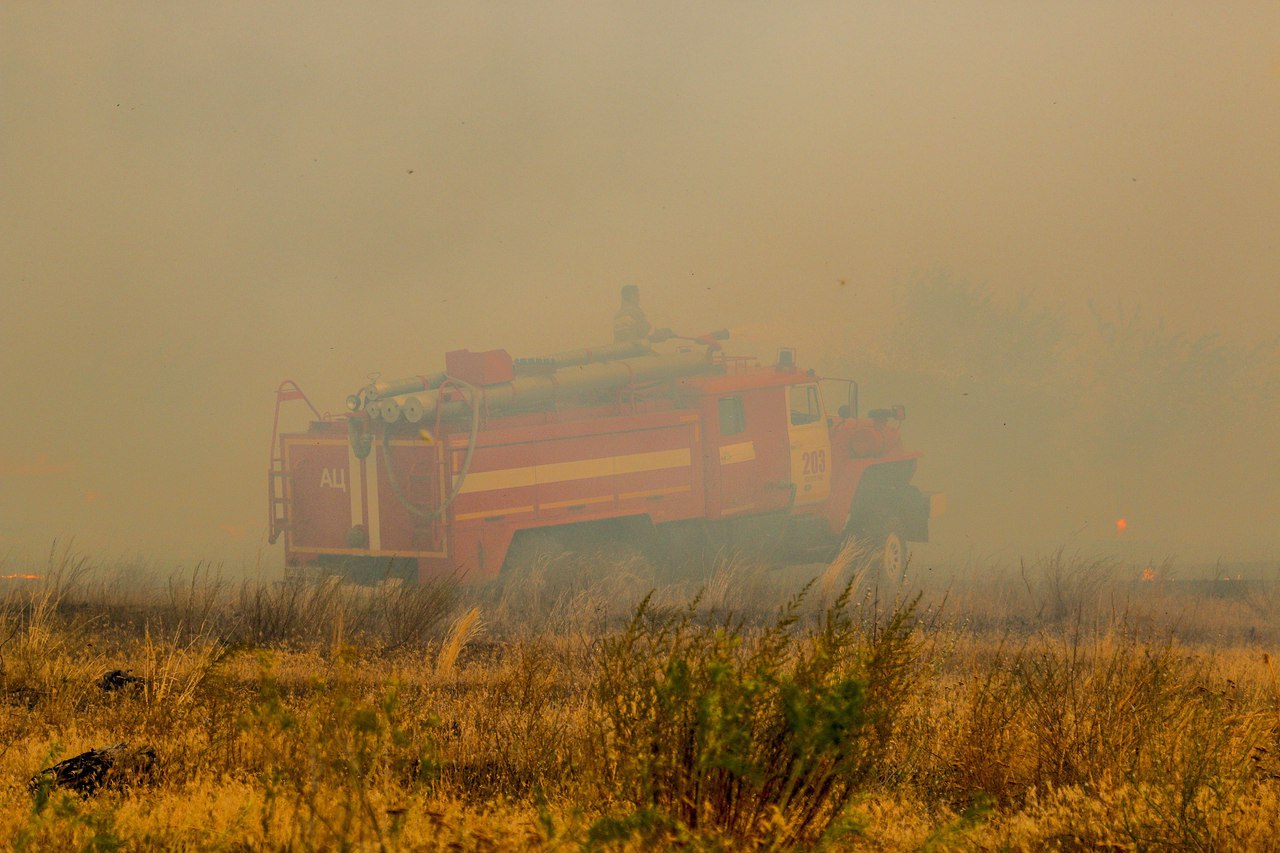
[837,404,851,419]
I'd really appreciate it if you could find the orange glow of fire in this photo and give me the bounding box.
[1141,566,1156,582]
[0,574,43,580]
[1115,517,1128,535]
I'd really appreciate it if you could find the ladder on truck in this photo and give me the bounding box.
[267,380,322,545]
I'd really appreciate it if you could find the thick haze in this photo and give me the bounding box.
[3,3,1278,569]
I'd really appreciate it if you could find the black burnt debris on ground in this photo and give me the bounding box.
[2,685,45,709]
[97,669,145,692]
[29,742,157,796]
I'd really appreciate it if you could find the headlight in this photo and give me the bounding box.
[345,394,361,412]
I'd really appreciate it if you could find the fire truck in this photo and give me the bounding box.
[267,328,940,583]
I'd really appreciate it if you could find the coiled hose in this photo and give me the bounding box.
[379,376,481,521]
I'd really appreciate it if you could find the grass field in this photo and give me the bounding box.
[3,542,1279,850]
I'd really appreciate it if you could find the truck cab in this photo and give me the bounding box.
[686,355,933,574]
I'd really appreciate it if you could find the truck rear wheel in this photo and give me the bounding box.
[502,530,562,575]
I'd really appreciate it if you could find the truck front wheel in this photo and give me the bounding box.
[879,527,908,584]
[851,512,908,589]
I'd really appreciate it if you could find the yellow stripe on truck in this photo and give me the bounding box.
[718,441,756,465]
[366,447,381,550]
[454,505,536,522]
[457,448,692,494]
[347,440,364,530]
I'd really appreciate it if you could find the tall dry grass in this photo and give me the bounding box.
[1,544,1279,848]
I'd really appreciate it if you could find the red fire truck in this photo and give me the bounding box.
[268,330,940,583]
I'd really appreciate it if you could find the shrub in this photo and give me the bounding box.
[591,582,925,847]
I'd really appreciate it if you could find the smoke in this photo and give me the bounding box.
[836,273,1280,562]
[1,3,1277,567]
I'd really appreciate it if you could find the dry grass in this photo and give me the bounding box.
[435,607,482,678]
[1,545,1279,849]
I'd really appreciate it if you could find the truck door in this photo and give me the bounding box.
[787,382,831,506]
[713,394,760,516]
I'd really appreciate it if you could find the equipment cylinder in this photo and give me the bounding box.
[400,396,425,423]
[514,340,651,370]
[376,350,717,424]
[368,371,446,401]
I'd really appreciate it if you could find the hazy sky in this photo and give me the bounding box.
[3,3,1278,567]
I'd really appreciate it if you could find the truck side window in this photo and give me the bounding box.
[789,384,822,426]
[718,396,745,436]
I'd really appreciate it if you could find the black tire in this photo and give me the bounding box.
[843,512,908,592]
[878,525,908,586]
[651,519,721,581]
[501,530,562,575]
